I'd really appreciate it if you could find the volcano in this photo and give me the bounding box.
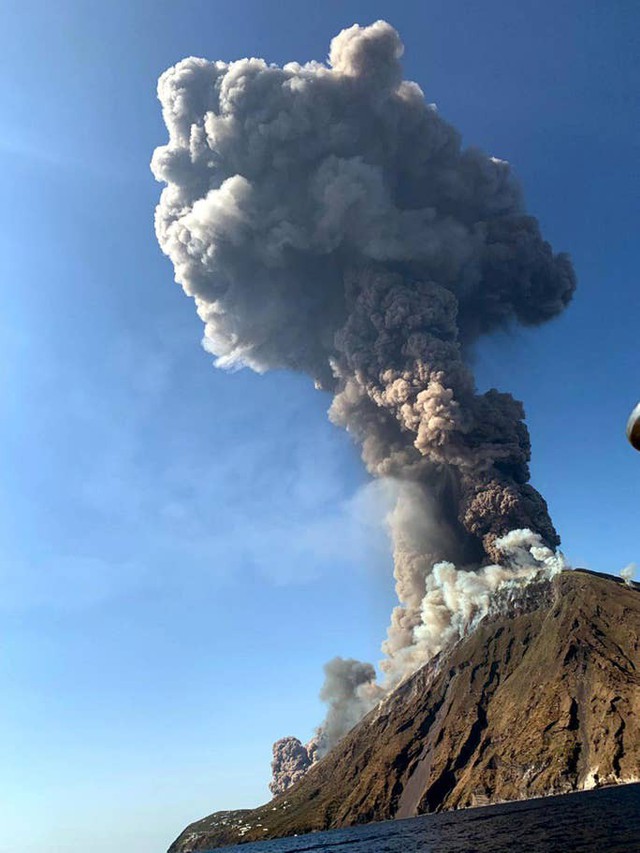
[168,569,640,851]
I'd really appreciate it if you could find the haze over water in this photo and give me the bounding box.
[211,784,640,853]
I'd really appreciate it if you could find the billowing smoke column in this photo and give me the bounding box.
[269,737,314,797]
[270,657,385,794]
[152,20,575,786]
[316,657,386,750]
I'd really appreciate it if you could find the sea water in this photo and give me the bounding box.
[211,783,640,852]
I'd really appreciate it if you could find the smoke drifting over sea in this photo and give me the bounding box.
[152,20,575,791]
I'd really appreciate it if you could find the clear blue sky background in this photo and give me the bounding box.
[0,2,638,851]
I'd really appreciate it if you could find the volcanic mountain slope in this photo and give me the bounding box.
[169,570,640,852]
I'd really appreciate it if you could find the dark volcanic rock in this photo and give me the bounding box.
[168,570,640,851]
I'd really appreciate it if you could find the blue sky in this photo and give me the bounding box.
[1,1,638,851]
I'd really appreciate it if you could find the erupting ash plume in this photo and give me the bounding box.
[269,737,314,797]
[152,20,575,784]
[316,657,385,754]
[270,657,384,795]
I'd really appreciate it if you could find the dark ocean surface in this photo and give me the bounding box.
[211,783,640,852]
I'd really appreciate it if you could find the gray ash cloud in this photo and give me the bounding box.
[269,737,314,797]
[152,20,575,787]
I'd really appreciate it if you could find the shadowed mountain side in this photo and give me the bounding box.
[168,571,640,851]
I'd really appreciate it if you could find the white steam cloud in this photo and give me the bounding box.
[621,563,636,585]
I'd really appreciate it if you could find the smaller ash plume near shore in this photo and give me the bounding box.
[269,737,314,797]
[151,20,575,794]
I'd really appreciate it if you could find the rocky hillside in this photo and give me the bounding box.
[169,570,640,851]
